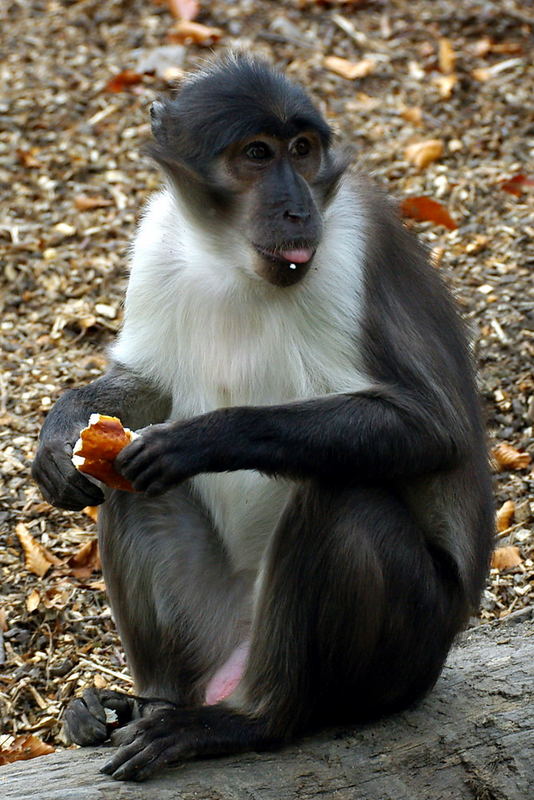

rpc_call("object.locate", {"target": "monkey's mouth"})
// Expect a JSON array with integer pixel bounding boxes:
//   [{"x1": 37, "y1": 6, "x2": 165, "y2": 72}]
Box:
[
  {"x1": 253, "y1": 244, "x2": 316, "y2": 287},
  {"x1": 254, "y1": 245, "x2": 316, "y2": 268}
]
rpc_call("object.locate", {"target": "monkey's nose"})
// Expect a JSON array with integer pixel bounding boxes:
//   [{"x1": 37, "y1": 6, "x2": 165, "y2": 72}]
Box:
[{"x1": 283, "y1": 209, "x2": 311, "y2": 223}]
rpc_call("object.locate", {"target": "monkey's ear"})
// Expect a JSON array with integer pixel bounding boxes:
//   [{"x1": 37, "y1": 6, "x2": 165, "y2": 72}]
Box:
[
  {"x1": 145, "y1": 96, "x2": 233, "y2": 224},
  {"x1": 143, "y1": 140, "x2": 233, "y2": 227},
  {"x1": 314, "y1": 148, "x2": 352, "y2": 203},
  {"x1": 149, "y1": 99, "x2": 171, "y2": 142},
  {"x1": 149, "y1": 100, "x2": 164, "y2": 136}
]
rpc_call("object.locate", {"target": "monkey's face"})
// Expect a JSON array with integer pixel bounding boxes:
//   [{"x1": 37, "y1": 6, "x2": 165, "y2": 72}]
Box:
[
  {"x1": 147, "y1": 57, "x2": 348, "y2": 290},
  {"x1": 219, "y1": 133, "x2": 326, "y2": 288}
]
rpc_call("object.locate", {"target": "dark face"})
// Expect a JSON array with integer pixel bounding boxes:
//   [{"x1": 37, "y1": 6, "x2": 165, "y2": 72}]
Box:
[
  {"x1": 147, "y1": 58, "x2": 348, "y2": 288},
  {"x1": 219, "y1": 131, "x2": 325, "y2": 287}
]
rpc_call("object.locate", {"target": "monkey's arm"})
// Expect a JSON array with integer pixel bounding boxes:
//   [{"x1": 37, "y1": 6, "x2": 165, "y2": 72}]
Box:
[
  {"x1": 32, "y1": 365, "x2": 171, "y2": 510},
  {"x1": 115, "y1": 384, "x2": 469, "y2": 496}
]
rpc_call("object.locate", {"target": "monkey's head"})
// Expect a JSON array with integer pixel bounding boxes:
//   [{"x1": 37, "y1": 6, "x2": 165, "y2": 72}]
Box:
[{"x1": 147, "y1": 55, "x2": 347, "y2": 288}]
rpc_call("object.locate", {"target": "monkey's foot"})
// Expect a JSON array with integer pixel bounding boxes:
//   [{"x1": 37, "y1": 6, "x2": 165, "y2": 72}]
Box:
[
  {"x1": 101, "y1": 705, "x2": 274, "y2": 782},
  {"x1": 63, "y1": 687, "x2": 174, "y2": 747}
]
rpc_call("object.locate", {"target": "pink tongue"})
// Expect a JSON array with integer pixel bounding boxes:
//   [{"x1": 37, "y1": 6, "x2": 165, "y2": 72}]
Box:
[{"x1": 280, "y1": 248, "x2": 314, "y2": 263}]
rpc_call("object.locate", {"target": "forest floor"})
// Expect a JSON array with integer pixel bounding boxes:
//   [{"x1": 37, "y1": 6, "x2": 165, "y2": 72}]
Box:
[{"x1": 0, "y1": 0, "x2": 532, "y2": 753}]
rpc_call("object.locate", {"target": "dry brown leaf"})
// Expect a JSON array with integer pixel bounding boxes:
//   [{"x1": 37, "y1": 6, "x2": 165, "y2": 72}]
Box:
[
  {"x1": 400, "y1": 106, "x2": 423, "y2": 124},
  {"x1": 465, "y1": 234, "x2": 489, "y2": 254},
  {"x1": 83, "y1": 505, "x2": 99, "y2": 522},
  {"x1": 64, "y1": 539, "x2": 101, "y2": 580},
  {"x1": 496, "y1": 500, "x2": 515, "y2": 532},
  {"x1": 74, "y1": 195, "x2": 113, "y2": 211},
  {"x1": 0, "y1": 735, "x2": 55, "y2": 766},
  {"x1": 324, "y1": 56, "x2": 375, "y2": 80},
  {"x1": 491, "y1": 546, "x2": 523, "y2": 571},
  {"x1": 167, "y1": 0, "x2": 199, "y2": 20},
  {"x1": 16, "y1": 148, "x2": 42, "y2": 168},
  {"x1": 42, "y1": 583, "x2": 72, "y2": 610},
  {"x1": 30, "y1": 501, "x2": 54, "y2": 514},
  {"x1": 438, "y1": 38, "x2": 456, "y2": 74},
  {"x1": 168, "y1": 20, "x2": 223, "y2": 45},
  {"x1": 104, "y1": 70, "x2": 144, "y2": 93},
  {"x1": 25, "y1": 589, "x2": 41, "y2": 613},
  {"x1": 492, "y1": 443, "x2": 532, "y2": 471},
  {"x1": 433, "y1": 74, "x2": 457, "y2": 99},
  {"x1": 500, "y1": 174, "x2": 534, "y2": 197},
  {"x1": 16, "y1": 523, "x2": 61, "y2": 578},
  {"x1": 405, "y1": 139, "x2": 444, "y2": 169},
  {"x1": 88, "y1": 579, "x2": 106, "y2": 591},
  {"x1": 400, "y1": 196, "x2": 457, "y2": 230}
]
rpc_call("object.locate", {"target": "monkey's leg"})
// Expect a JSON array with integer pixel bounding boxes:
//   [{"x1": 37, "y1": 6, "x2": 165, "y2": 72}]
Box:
[
  {"x1": 243, "y1": 482, "x2": 466, "y2": 728},
  {"x1": 64, "y1": 484, "x2": 254, "y2": 747},
  {"x1": 100, "y1": 481, "x2": 466, "y2": 781}
]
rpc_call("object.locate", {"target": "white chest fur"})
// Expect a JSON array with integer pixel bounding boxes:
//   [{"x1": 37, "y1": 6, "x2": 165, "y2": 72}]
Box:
[{"x1": 112, "y1": 181, "x2": 370, "y2": 569}]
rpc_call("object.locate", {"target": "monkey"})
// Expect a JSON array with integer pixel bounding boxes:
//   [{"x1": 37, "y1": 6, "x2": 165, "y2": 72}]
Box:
[{"x1": 32, "y1": 55, "x2": 493, "y2": 782}]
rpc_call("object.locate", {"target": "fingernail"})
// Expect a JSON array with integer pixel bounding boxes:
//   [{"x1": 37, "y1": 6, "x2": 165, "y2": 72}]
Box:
[{"x1": 112, "y1": 768, "x2": 126, "y2": 781}]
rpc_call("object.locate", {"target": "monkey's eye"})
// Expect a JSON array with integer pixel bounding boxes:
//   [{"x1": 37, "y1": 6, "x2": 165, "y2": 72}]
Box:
[
  {"x1": 243, "y1": 141, "x2": 273, "y2": 161},
  {"x1": 291, "y1": 137, "x2": 312, "y2": 157}
]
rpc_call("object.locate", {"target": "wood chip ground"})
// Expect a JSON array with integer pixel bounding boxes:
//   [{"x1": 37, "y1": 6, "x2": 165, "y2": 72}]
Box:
[{"x1": 0, "y1": 0, "x2": 532, "y2": 748}]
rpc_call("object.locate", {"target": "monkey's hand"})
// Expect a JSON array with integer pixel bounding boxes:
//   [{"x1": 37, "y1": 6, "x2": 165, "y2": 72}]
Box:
[
  {"x1": 63, "y1": 688, "x2": 173, "y2": 747},
  {"x1": 115, "y1": 420, "x2": 215, "y2": 496},
  {"x1": 32, "y1": 437, "x2": 105, "y2": 511}
]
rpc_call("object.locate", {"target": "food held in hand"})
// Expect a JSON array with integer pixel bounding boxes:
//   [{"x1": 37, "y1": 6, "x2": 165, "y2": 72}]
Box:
[{"x1": 72, "y1": 414, "x2": 138, "y2": 491}]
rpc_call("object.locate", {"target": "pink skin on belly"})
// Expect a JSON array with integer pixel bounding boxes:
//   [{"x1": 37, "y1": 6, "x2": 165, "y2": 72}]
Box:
[{"x1": 204, "y1": 641, "x2": 250, "y2": 706}]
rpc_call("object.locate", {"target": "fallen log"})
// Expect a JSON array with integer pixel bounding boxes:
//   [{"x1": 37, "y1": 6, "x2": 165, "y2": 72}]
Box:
[{"x1": 2, "y1": 609, "x2": 532, "y2": 800}]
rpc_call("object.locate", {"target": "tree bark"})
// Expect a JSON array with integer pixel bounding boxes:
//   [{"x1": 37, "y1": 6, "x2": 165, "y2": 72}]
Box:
[{"x1": 2, "y1": 609, "x2": 533, "y2": 800}]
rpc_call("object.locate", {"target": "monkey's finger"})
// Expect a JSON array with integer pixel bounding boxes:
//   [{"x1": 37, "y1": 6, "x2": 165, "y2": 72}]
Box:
[
  {"x1": 144, "y1": 481, "x2": 173, "y2": 497},
  {"x1": 63, "y1": 698, "x2": 108, "y2": 746},
  {"x1": 119, "y1": 458, "x2": 166, "y2": 490},
  {"x1": 37, "y1": 454, "x2": 104, "y2": 510},
  {"x1": 114, "y1": 437, "x2": 149, "y2": 471},
  {"x1": 81, "y1": 688, "x2": 106, "y2": 724},
  {"x1": 33, "y1": 441, "x2": 105, "y2": 506},
  {"x1": 109, "y1": 719, "x2": 142, "y2": 747},
  {"x1": 125, "y1": 457, "x2": 189, "y2": 493},
  {"x1": 103, "y1": 737, "x2": 180, "y2": 782},
  {"x1": 100, "y1": 733, "x2": 147, "y2": 775},
  {"x1": 130, "y1": 465, "x2": 169, "y2": 492},
  {"x1": 117, "y1": 740, "x2": 182, "y2": 782},
  {"x1": 108, "y1": 707, "x2": 177, "y2": 749},
  {"x1": 134, "y1": 472, "x2": 178, "y2": 495}
]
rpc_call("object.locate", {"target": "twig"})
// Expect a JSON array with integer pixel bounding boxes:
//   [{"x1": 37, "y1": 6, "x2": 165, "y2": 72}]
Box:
[
  {"x1": 332, "y1": 13, "x2": 368, "y2": 46},
  {"x1": 256, "y1": 31, "x2": 314, "y2": 48},
  {"x1": 496, "y1": 521, "x2": 531, "y2": 539},
  {"x1": 78, "y1": 657, "x2": 134, "y2": 684}
]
